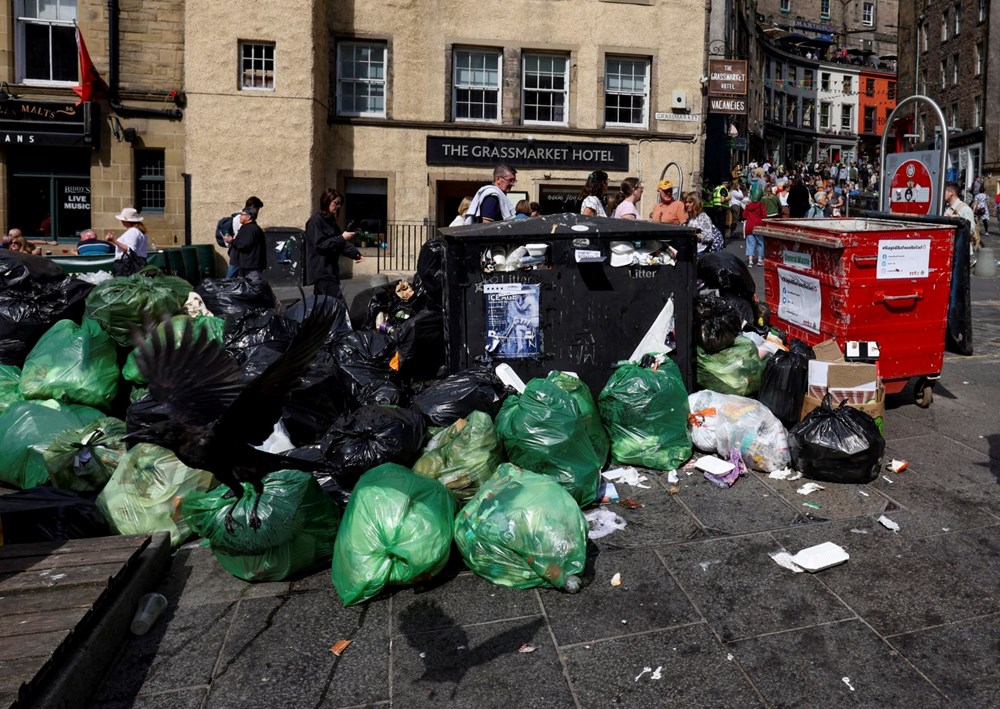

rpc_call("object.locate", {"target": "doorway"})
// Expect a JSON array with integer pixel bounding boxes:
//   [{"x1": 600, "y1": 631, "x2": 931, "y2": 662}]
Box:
[{"x1": 436, "y1": 180, "x2": 481, "y2": 227}]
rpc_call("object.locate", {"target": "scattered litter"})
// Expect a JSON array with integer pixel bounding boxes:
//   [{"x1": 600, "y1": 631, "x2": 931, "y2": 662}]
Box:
[
  {"x1": 789, "y1": 542, "x2": 849, "y2": 572},
  {"x1": 517, "y1": 643, "x2": 536, "y2": 654},
  {"x1": 650, "y1": 666, "x2": 663, "y2": 680},
  {"x1": 842, "y1": 677, "x2": 855, "y2": 692},
  {"x1": 881, "y1": 475, "x2": 895, "y2": 484},
  {"x1": 858, "y1": 490, "x2": 870, "y2": 497},
  {"x1": 329, "y1": 640, "x2": 352, "y2": 656},
  {"x1": 419, "y1": 652, "x2": 426, "y2": 658},
  {"x1": 726, "y1": 653, "x2": 734, "y2": 661},
  {"x1": 850, "y1": 528, "x2": 870, "y2": 534},
  {"x1": 611, "y1": 572, "x2": 622, "y2": 587},
  {"x1": 702, "y1": 449, "x2": 747, "y2": 488},
  {"x1": 769, "y1": 550, "x2": 805, "y2": 573},
  {"x1": 597, "y1": 481, "x2": 620, "y2": 504},
  {"x1": 796, "y1": 482, "x2": 826, "y2": 496},
  {"x1": 887, "y1": 459, "x2": 909, "y2": 473},
  {"x1": 942, "y1": 527, "x2": 951, "y2": 532},
  {"x1": 667, "y1": 470, "x2": 679, "y2": 484},
  {"x1": 621, "y1": 619, "x2": 628, "y2": 625},
  {"x1": 667, "y1": 484, "x2": 681, "y2": 495},
  {"x1": 585, "y1": 508, "x2": 627, "y2": 540},
  {"x1": 802, "y1": 501, "x2": 822, "y2": 509},
  {"x1": 635, "y1": 667, "x2": 652, "y2": 682},
  {"x1": 699, "y1": 560, "x2": 722, "y2": 572},
  {"x1": 694, "y1": 456, "x2": 735, "y2": 476},
  {"x1": 877, "y1": 515, "x2": 900, "y2": 533},
  {"x1": 602, "y1": 467, "x2": 651, "y2": 489},
  {"x1": 457, "y1": 645, "x2": 466, "y2": 650},
  {"x1": 767, "y1": 467, "x2": 802, "y2": 481},
  {"x1": 619, "y1": 498, "x2": 644, "y2": 510}
]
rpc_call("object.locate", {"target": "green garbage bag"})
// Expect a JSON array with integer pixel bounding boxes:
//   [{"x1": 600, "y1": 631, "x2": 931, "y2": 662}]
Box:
[
  {"x1": 182, "y1": 470, "x2": 341, "y2": 582},
  {"x1": 43, "y1": 416, "x2": 127, "y2": 493},
  {"x1": 412, "y1": 411, "x2": 503, "y2": 503},
  {"x1": 598, "y1": 360, "x2": 693, "y2": 471},
  {"x1": 331, "y1": 463, "x2": 455, "y2": 606},
  {"x1": 19, "y1": 319, "x2": 119, "y2": 409},
  {"x1": 546, "y1": 371, "x2": 610, "y2": 465},
  {"x1": 122, "y1": 315, "x2": 226, "y2": 384},
  {"x1": 0, "y1": 400, "x2": 103, "y2": 489},
  {"x1": 84, "y1": 272, "x2": 192, "y2": 347},
  {"x1": 697, "y1": 337, "x2": 766, "y2": 397},
  {"x1": 0, "y1": 365, "x2": 22, "y2": 415},
  {"x1": 495, "y1": 378, "x2": 601, "y2": 507},
  {"x1": 454, "y1": 463, "x2": 587, "y2": 590},
  {"x1": 97, "y1": 443, "x2": 217, "y2": 547}
]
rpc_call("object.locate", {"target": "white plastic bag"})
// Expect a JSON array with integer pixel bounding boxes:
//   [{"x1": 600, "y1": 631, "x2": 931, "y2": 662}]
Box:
[{"x1": 687, "y1": 391, "x2": 790, "y2": 472}]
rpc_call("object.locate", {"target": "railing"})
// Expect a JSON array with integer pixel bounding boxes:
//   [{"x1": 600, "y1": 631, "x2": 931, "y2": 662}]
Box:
[{"x1": 374, "y1": 221, "x2": 436, "y2": 275}]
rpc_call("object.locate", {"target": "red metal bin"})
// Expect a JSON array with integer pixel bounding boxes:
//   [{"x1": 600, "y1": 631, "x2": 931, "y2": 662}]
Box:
[{"x1": 756, "y1": 218, "x2": 955, "y2": 407}]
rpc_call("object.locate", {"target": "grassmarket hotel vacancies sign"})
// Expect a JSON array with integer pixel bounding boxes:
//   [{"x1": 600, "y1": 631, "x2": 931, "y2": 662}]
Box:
[{"x1": 426, "y1": 137, "x2": 629, "y2": 171}]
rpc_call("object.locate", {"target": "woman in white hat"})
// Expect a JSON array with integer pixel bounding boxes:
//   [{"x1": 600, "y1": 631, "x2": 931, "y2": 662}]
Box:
[{"x1": 105, "y1": 207, "x2": 149, "y2": 276}]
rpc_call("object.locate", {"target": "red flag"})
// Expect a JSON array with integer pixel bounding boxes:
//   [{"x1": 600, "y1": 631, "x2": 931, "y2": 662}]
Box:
[{"x1": 72, "y1": 26, "x2": 106, "y2": 105}]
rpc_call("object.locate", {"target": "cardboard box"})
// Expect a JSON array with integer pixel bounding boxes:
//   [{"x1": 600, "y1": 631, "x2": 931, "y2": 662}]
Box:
[{"x1": 800, "y1": 339, "x2": 885, "y2": 431}]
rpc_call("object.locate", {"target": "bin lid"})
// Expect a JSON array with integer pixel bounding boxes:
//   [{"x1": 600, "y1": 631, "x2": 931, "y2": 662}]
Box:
[
  {"x1": 754, "y1": 218, "x2": 956, "y2": 248},
  {"x1": 439, "y1": 213, "x2": 695, "y2": 243}
]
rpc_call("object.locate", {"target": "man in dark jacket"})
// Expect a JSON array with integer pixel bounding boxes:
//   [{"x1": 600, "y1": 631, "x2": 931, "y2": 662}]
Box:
[
  {"x1": 304, "y1": 188, "x2": 363, "y2": 297},
  {"x1": 225, "y1": 206, "x2": 267, "y2": 281},
  {"x1": 787, "y1": 177, "x2": 812, "y2": 219}
]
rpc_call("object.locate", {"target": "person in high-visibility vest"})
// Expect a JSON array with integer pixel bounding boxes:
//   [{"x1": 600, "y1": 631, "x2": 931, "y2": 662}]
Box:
[{"x1": 710, "y1": 182, "x2": 731, "y2": 235}]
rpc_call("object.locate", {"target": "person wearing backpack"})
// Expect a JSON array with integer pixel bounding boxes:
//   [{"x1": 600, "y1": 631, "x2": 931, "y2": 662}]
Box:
[{"x1": 217, "y1": 196, "x2": 263, "y2": 278}]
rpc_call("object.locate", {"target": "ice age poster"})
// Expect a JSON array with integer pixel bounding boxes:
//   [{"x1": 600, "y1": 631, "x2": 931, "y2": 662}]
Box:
[{"x1": 484, "y1": 283, "x2": 541, "y2": 358}]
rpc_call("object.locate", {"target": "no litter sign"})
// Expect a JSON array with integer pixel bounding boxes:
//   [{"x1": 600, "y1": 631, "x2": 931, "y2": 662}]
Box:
[{"x1": 888, "y1": 159, "x2": 932, "y2": 215}]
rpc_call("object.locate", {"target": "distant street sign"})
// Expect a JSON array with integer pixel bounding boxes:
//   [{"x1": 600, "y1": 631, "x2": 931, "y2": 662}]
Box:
[{"x1": 654, "y1": 112, "x2": 700, "y2": 122}]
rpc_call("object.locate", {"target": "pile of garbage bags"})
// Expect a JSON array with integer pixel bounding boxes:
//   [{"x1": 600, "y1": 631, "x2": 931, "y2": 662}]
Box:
[{"x1": 0, "y1": 240, "x2": 887, "y2": 606}]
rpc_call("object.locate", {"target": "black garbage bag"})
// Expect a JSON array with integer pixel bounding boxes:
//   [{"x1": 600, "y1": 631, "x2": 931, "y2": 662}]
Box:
[
  {"x1": 319, "y1": 405, "x2": 427, "y2": 488},
  {"x1": 0, "y1": 250, "x2": 67, "y2": 288},
  {"x1": 414, "y1": 237, "x2": 446, "y2": 308},
  {"x1": 697, "y1": 251, "x2": 756, "y2": 301},
  {"x1": 0, "y1": 487, "x2": 110, "y2": 544},
  {"x1": 196, "y1": 278, "x2": 277, "y2": 318},
  {"x1": 333, "y1": 330, "x2": 403, "y2": 407},
  {"x1": 693, "y1": 293, "x2": 743, "y2": 353},
  {"x1": 223, "y1": 309, "x2": 300, "y2": 378},
  {"x1": 0, "y1": 278, "x2": 94, "y2": 366},
  {"x1": 720, "y1": 294, "x2": 756, "y2": 331},
  {"x1": 758, "y1": 339, "x2": 814, "y2": 428},
  {"x1": 364, "y1": 280, "x2": 429, "y2": 331},
  {"x1": 411, "y1": 369, "x2": 507, "y2": 427},
  {"x1": 281, "y1": 361, "x2": 351, "y2": 446},
  {"x1": 284, "y1": 294, "x2": 353, "y2": 347},
  {"x1": 789, "y1": 394, "x2": 885, "y2": 484},
  {"x1": 392, "y1": 310, "x2": 445, "y2": 380}
]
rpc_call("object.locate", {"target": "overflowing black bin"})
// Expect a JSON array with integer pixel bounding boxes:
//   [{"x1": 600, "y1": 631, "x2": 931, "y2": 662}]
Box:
[{"x1": 439, "y1": 214, "x2": 697, "y2": 396}]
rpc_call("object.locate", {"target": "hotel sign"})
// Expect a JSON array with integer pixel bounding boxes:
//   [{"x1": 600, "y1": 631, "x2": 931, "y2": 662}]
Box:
[
  {"x1": 0, "y1": 99, "x2": 100, "y2": 148},
  {"x1": 707, "y1": 59, "x2": 748, "y2": 97},
  {"x1": 426, "y1": 136, "x2": 629, "y2": 171},
  {"x1": 709, "y1": 97, "x2": 748, "y2": 114}
]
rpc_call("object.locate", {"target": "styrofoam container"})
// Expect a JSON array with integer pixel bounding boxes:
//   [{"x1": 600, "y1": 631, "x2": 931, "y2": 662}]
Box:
[{"x1": 789, "y1": 542, "x2": 849, "y2": 572}]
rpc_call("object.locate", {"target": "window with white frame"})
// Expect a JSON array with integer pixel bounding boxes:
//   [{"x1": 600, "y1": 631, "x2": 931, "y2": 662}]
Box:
[
  {"x1": 452, "y1": 48, "x2": 501, "y2": 122},
  {"x1": 337, "y1": 42, "x2": 386, "y2": 117},
  {"x1": 819, "y1": 102, "x2": 830, "y2": 128},
  {"x1": 842, "y1": 76, "x2": 852, "y2": 94},
  {"x1": 941, "y1": 12, "x2": 948, "y2": 41},
  {"x1": 821, "y1": 72, "x2": 830, "y2": 90},
  {"x1": 240, "y1": 42, "x2": 275, "y2": 90},
  {"x1": 604, "y1": 56, "x2": 649, "y2": 127},
  {"x1": 954, "y1": 5, "x2": 960, "y2": 35},
  {"x1": 802, "y1": 99, "x2": 814, "y2": 128},
  {"x1": 974, "y1": 96, "x2": 982, "y2": 128},
  {"x1": 975, "y1": 42, "x2": 983, "y2": 75},
  {"x1": 522, "y1": 53, "x2": 568, "y2": 125},
  {"x1": 15, "y1": 0, "x2": 77, "y2": 83},
  {"x1": 803, "y1": 69, "x2": 814, "y2": 89},
  {"x1": 950, "y1": 103, "x2": 957, "y2": 127},
  {"x1": 979, "y1": 0, "x2": 987, "y2": 22},
  {"x1": 862, "y1": 3, "x2": 874, "y2": 26},
  {"x1": 780, "y1": 0, "x2": 791, "y2": 12},
  {"x1": 840, "y1": 104, "x2": 853, "y2": 130},
  {"x1": 775, "y1": 94, "x2": 785, "y2": 125},
  {"x1": 820, "y1": 0, "x2": 830, "y2": 18},
  {"x1": 953, "y1": 53, "x2": 959, "y2": 84},
  {"x1": 940, "y1": 60, "x2": 946, "y2": 88}
]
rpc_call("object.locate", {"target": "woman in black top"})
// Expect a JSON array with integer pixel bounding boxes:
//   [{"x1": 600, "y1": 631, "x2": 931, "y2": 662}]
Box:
[{"x1": 304, "y1": 188, "x2": 363, "y2": 297}]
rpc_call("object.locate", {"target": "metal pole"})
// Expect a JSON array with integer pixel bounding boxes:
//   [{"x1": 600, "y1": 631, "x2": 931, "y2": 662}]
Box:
[{"x1": 880, "y1": 95, "x2": 948, "y2": 215}]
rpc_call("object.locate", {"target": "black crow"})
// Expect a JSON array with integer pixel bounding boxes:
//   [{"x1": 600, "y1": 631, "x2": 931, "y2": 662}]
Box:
[{"x1": 125, "y1": 299, "x2": 335, "y2": 533}]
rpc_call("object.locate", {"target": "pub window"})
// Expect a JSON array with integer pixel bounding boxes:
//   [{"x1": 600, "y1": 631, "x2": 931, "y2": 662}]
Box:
[
  {"x1": 135, "y1": 150, "x2": 166, "y2": 214},
  {"x1": 240, "y1": 41, "x2": 275, "y2": 91},
  {"x1": 337, "y1": 41, "x2": 386, "y2": 117},
  {"x1": 15, "y1": 0, "x2": 78, "y2": 84},
  {"x1": 522, "y1": 53, "x2": 569, "y2": 126},
  {"x1": 604, "y1": 55, "x2": 650, "y2": 127},
  {"x1": 453, "y1": 48, "x2": 502, "y2": 122}
]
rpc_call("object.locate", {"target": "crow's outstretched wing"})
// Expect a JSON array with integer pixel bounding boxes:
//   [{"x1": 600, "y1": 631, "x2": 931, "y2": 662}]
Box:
[
  {"x1": 216, "y1": 298, "x2": 335, "y2": 445},
  {"x1": 134, "y1": 316, "x2": 244, "y2": 423}
]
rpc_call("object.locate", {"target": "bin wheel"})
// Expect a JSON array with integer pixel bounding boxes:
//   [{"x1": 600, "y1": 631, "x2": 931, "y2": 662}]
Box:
[{"x1": 914, "y1": 378, "x2": 934, "y2": 408}]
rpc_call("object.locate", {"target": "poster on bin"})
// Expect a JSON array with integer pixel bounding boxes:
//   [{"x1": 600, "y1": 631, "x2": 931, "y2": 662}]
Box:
[
  {"x1": 876, "y1": 239, "x2": 930, "y2": 279},
  {"x1": 484, "y1": 283, "x2": 541, "y2": 358},
  {"x1": 777, "y1": 268, "x2": 821, "y2": 333}
]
